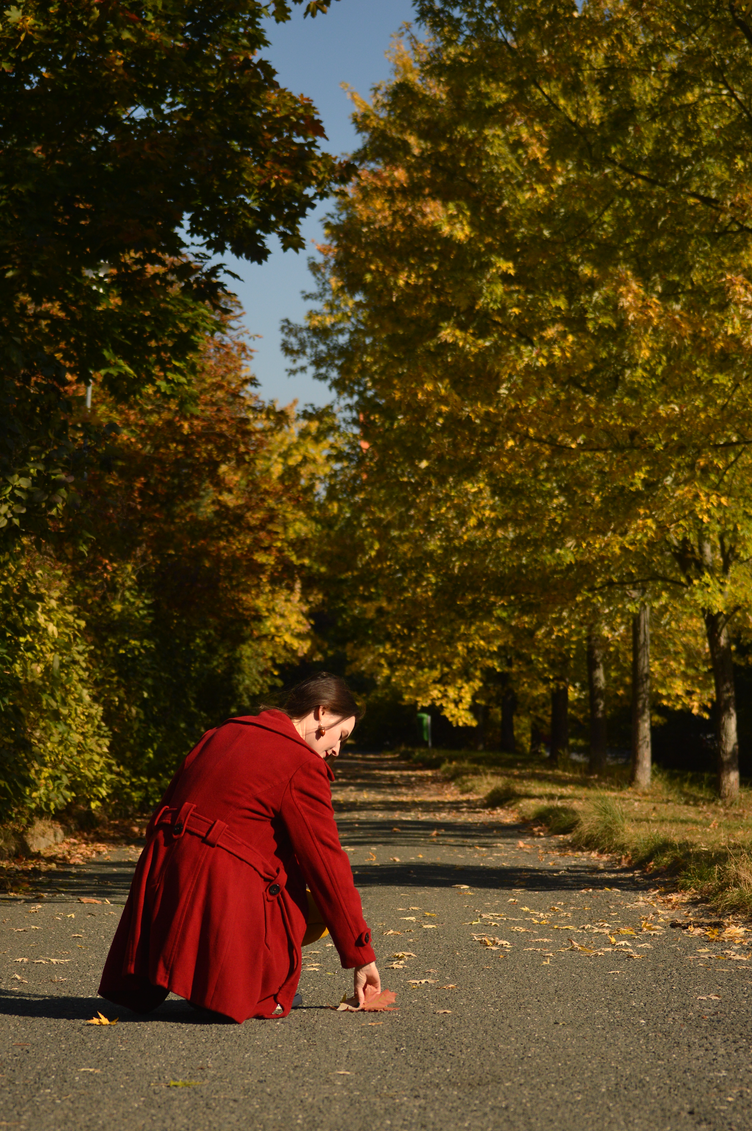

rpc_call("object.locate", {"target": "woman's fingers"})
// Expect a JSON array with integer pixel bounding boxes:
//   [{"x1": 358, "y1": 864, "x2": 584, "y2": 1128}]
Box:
[{"x1": 353, "y1": 961, "x2": 380, "y2": 1005}]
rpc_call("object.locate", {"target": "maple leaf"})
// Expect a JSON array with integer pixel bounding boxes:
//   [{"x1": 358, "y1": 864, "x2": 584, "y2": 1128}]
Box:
[
  {"x1": 336, "y1": 986, "x2": 398, "y2": 1012},
  {"x1": 85, "y1": 1012, "x2": 118, "y2": 1025}
]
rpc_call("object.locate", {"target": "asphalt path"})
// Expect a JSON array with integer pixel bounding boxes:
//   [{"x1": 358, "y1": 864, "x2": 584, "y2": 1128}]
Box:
[{"x1": 1, "y1": 753, "x2": 752, "y2": 1131}]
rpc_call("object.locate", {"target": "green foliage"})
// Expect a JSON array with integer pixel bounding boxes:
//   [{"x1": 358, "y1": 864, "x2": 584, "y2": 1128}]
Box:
[
  {"x1": 0, "y1": 551, "x2": 114, "y2": 820},
  {"x1": 0, "y1": 0, "x2": 346, "y2": 538}
]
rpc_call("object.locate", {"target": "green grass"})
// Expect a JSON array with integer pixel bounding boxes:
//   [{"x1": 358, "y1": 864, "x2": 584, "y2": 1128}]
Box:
[{"x1": 401, "y1": 746, "x2": 752, "y2": 918}]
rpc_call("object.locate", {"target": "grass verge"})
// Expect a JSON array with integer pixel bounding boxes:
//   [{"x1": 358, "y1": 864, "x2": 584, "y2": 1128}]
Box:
[{"x1": 401, "y1": 746, "x2": 752, "y2": 917}]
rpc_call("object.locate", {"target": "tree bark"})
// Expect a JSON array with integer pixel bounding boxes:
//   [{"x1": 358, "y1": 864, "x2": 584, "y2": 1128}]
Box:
[
  {"x1": 630, "y1": 604, "x2": 651, "y2": 790},
  {"x1": 500, "y1": 690, "x2": 516, "y2": 753},
  {"x1": 704, "y1": 610, "x2": 740, "y2": 803},
  {"x1": 587, "y1": 627, "x2": 607, "y2": 775},
  {"x1": 549, "y1": 684, "x2": 569, "y2": 764}
]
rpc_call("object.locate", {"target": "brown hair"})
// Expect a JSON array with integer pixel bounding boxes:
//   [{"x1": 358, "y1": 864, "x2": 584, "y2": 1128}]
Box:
[{"x1": 269, "y1": 672, "x2": 364, "y2": 724}]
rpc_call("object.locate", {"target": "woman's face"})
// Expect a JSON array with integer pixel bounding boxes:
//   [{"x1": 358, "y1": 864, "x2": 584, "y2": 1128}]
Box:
[{"x1": 299, "y1": 707, "x2": 356, "y2": 760}]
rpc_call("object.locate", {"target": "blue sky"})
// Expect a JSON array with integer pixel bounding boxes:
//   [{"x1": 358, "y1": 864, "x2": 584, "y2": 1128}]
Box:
[{"x1": 223, "y1": 0, "x2": 417, "y2": 407}]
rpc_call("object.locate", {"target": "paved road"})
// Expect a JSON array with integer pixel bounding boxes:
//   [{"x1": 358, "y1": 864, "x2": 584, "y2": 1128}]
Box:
[{"x1": 1, "y1": 753, "x2": 751, "y2": 1131}]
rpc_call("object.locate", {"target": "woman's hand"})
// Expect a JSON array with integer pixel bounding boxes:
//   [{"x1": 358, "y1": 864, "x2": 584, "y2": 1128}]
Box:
[{"x1": 353, "y1": 961, "x2": 381, "y2": 1006}]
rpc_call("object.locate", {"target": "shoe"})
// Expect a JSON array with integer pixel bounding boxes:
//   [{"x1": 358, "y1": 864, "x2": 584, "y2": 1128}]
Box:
[{"x1": 291, "y1": 992, "x2": 303, "y2": 1009}]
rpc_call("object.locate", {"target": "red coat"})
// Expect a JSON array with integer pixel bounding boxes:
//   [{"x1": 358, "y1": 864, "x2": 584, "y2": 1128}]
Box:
[{"x1": 99, "y1": 710, "x2": 376, "y2": 1022}]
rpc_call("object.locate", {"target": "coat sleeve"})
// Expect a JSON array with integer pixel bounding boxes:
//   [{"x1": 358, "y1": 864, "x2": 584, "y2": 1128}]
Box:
[{"x1": 280, "y1": 759, "x2": 376, "y2": 969}]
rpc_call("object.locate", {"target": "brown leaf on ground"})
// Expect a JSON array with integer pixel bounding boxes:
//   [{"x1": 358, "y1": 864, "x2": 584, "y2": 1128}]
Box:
[
  {"x1": 78, "y1": 898, "x2": 101, "y2": 905},
  {"x1": 336, "y1": 987, "x2": 398, "y2": 1012}
]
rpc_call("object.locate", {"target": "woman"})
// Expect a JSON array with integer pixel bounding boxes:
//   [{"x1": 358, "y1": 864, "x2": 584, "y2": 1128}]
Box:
[{"x1": 99, "y1": 673, "x2": 380, "y2": 1021}]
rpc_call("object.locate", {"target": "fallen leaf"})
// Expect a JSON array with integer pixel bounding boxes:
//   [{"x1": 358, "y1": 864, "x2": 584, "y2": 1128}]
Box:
[
  {"x1": 85, "y1": 1012, "x2": 118, "y2": 1025},
  {"x1": 335, "y1": 986, "x2": 398, "y2": 1012},
  {"x1": 390, "y1": 857, "x2": 400, "y2": 862},
  {"x1": 567, "y1": 939, "x2": 600, "y2": 955},
  {"x1": 440, "y1": 984, "x2": 457, "y2": 989},
  {"x1": 473, "y1": 935, "x2": 511, "y2": 948},
  {"x1": 391, "y1": 952, "x2": 416, "y2": 959},
  {"x1": 368, "y1": 1022, "x2": 384, "y2": 1026},
  {"x1": 400, "y1": 917, "x2": 416, "y2": 921},
  {"x1": 423, "y1": 925, "x2": 438, "y2": 929},
  {"x1": 78, "y1": 898, "x2": 101, "y2": 905},
  {"x1": 333, "y1": 1071, "x2": 351, "y2": 1075},
  {"x1": 407, "y1": 979, "x2": 436, "y2": 985},
  {"x1": 435, "y1": 1010, "x2": 452, "y2": 1014},
  {"x1": 385, "y1": 962, "x2": 405, "y2": 969},
  {"x1": 168, "y1": 1080, "x2": 201, "y2": 1087},
  {"x1": 10, "y1": 974, "x2": 28, "y2": 983},
  {"x1": 383, "y1": 930, "x2": 403, "y2": 936}
]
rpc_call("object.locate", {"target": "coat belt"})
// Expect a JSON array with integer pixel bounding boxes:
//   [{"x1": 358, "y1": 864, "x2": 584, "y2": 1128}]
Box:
[{"x1": 154, "y1": 803, "x2": 283, "y2": 888}]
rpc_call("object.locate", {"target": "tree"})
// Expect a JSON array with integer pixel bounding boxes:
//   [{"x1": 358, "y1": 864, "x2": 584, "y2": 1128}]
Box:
[
  {"x1": 0, "y1": 0, "x2": 345, "y2": 537},
  {"x1": 288, "y1": 3, "x2": 752, "y2": 795},
  {"x1": 631, "y1": 603, "x2": 652, "y2": 789},
  {"x1": 68, "y1": 318, "x2": 332, "y2": 801}
]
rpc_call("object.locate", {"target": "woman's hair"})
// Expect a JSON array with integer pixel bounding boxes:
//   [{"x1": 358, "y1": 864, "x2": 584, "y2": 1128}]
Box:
[{"x1": 270, "y1": 672, "x2": 364, "y2": 724}]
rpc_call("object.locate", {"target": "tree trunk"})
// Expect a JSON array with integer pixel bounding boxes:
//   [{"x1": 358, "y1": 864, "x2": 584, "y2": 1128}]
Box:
[
  {"x1": 631, "y1": 604, "x2": 651, "y2": 790},
  {"x1": 500, "y1": 690, "x2": 516, "y2": 753},
  {"x1": 704, "y1": 610, "x2": 740, "y2": 803},
  {"x1": 587, "y1": 627, "x2": 607, "y2": 775},
  {"x1": 530, "y1": 720, "x2": 544, "y2": 757},
  {"x1": 474, "y1": 703, "x2": 486, "y2": 751},
  {"x1": 549, "y1": 684, "x2": 569, "y2": 764}
]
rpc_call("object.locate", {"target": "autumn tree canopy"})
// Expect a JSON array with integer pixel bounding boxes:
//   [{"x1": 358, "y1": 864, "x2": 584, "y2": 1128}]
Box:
[{"x1": 287, "y1": 0, "x2": 752, "y2": 798}]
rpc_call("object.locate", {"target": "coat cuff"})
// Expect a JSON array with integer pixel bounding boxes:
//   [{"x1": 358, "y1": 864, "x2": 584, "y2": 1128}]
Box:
[{"x1": 336, "y1": 927, "x2": 376, "y2": 969}]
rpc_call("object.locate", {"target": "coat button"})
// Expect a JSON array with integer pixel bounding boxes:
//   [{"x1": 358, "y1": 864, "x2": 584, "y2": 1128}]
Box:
[
  {"x1": 174, "y1": 822, "x2": 183, "y2": 835},
  {"x1": 269, "y1": 883, "x2": 281, "y2": 896},
  {"x1": 364, "y1": 932, "x2": 370, "y2": 944}
]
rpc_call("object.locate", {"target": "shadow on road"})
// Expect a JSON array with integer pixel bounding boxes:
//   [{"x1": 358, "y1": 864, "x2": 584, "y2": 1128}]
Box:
[
  {"x1": 0, "y1": 991, "x2": 239, "y2": 1024},
  {"x1": 350, "y1": 859, "x2": 650, "y2": 893}
]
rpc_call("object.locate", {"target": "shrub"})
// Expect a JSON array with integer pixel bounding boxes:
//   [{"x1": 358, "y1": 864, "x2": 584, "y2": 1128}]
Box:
[{"x1": 0, "y1": 551, "x2": 115, "y2": 821}]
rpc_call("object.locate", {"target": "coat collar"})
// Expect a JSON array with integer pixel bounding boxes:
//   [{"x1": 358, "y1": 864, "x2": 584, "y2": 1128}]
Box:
[{"x1": 229, "y1": 709, "x2": 336, "y2": 780}]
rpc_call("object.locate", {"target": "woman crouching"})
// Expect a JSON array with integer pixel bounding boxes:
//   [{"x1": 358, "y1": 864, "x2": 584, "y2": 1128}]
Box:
[{"x1": 99, "y1": 673, "x2": 379, "y2": 1021}]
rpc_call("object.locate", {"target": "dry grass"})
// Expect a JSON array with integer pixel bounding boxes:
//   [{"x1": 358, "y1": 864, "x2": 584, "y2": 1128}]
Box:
[{"x1": 403, "y1": 747, "x2": 752, "y2": 917}]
